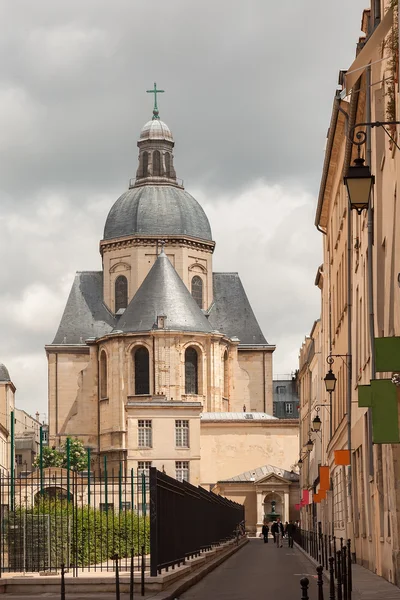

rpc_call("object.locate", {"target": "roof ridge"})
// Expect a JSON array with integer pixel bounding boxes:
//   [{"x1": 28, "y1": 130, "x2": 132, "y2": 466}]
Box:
[{"x1": 117, "y1": 252, "x2": 213, "y2": 334}]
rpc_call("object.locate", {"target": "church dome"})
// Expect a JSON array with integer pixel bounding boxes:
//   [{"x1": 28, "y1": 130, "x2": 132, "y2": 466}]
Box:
[
  {"x1": 103, "y1": 185, "x2": 212, "y2": 241},
  {"x1": 0, "y1": 363, "x2": 10, "y2": 382},
  {"x1": 140, "y1": 119, "x2": 173, "y2": 142}
]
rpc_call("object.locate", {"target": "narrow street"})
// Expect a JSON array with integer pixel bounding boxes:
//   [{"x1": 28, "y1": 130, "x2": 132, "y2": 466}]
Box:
[{"x1": 180, "y1": 538, "x2": 319, "y2": 600}]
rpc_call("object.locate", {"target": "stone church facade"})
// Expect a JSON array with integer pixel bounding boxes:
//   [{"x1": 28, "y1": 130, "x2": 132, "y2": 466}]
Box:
[{"x1": 46, "y1": 104, "x2": 299, "y2": 525}]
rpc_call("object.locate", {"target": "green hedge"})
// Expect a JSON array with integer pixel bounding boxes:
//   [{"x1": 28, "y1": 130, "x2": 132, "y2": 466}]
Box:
[{"x1": 7, "y1": 499, "x2": 150, "y2": 569}]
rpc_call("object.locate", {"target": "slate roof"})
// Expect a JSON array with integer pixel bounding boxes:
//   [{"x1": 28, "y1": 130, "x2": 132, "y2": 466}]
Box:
[
  {"x1": 0, "y1": 363, "x2": 10, "y2": 382},
  {"x1": 52, "y1": 272, "x2": 115, "y2": 345},
  {"x1": 219, "y1": 464, "x2": 299, "y2": 483},
  {"x1": 208, "y1": 273, "x2": 268, "y2": 345},
  {"x1": 118, "y1": 250, "x2": 213, "y2": 334},
  {"x1": 103, "y1": 185, "x2": 212, "y2": 241}
]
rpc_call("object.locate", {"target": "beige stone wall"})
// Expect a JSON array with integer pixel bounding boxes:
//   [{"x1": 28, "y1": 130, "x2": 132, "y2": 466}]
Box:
[
  {"x1": 236, "y1": 349, "x2": 273, "y2": 414},
  {"x1": 101, "y1": 239, "x2": 214, "y2": 312},
  {"x1": 200, "y1": 421, "x2": 299, "y2": 486},
  {"x1": 47, "y1": 347, "x2": 98, "y2": 448},
  {"x1": 126, "y1": 404, "x2": 201, "y2": 485}
]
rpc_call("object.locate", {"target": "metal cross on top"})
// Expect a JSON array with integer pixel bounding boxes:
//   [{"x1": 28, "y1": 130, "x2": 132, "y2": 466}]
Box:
[{"x1": 147, "y1": 82, "x2": 165, "y2": 119}]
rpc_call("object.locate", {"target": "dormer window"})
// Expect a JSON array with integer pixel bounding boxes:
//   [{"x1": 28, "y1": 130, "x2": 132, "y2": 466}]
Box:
[{"x1": 115, "y1": 275, "x2": 128, "y2": 312}]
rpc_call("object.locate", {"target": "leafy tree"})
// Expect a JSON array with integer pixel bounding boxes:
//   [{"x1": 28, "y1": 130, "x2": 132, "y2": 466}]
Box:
[
  {"x1": 33, "y1": 445, "x2": 63, "y2": 469},
  {"x1": 33, "y1": 437, "x2": 87, "y2": 472},
  {"x1": 61, "y1": 437, "x2": 87, "y2": 472}
]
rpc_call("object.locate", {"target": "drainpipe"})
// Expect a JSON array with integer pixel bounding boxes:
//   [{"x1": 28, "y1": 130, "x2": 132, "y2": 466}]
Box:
[{"x1": 366, "y1": 64, "x2": 375, "y2": 477}]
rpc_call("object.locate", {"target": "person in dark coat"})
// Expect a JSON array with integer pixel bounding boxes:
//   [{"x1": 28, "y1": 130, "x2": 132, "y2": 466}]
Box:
[
  {"x1": 287, "y1": 520, "x2": 296, "y2": 548},
  {"x1": 275, "y1": 519, "x2": 284, "y2": 547},
  {"x1": 261, "y1": 523, "x2": 269, "y2": 543},
  {"x1": 271, "y1": 520, "x2": 278, "y2": 544}
]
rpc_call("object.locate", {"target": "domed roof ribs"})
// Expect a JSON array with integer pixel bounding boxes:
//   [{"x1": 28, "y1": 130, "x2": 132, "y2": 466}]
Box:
[{"x1": 117, "y1": 249, "x2": 213, "y2": 334}]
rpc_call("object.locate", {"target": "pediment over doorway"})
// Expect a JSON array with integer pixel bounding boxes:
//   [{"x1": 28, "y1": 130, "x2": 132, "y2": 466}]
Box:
[{"x1": 256, "y1": 472, "x2": 289, "y2": 486}]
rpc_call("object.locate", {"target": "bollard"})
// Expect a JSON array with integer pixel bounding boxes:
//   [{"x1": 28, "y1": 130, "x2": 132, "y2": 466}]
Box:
[
  {"x1": 114, "y1": 553, "x2": 120, "y2": 600},
  {"x1": 141, "y1": 544, "x2": 145, "y2": 597},
  {"x1": 61, "y1": 563, "x2": 65, "y2": 600},
  {"x1": 333, "y1": 536, "x2": 337, "y2": 578},
  {"x1": 342, "y1": 547, "x2": 347, "y2": 600},
  {"x1": 130, "y1": 548, "x2": 134, "y2": 600},
  {"x1": 336, "y1": 550, "x2": 342, "y2": 600},
  {"x1": 300, "y1": 577, "x2": 309, "y2": 600},
  {"x1": 316, "y1": 565, "x2": 324, "y2": 600},
  {"x1": 329, "y1": 556, "x2": 335, "y2": 600},
  {"x1": 325, "y1": 535, "x2": 328, "y2": 571},
  {"x1": 328, "y1": 535, "x2": 332, "y2": 560},
  {"x1": 347, "y1": 539, "x2": 352, "y2": 599}
]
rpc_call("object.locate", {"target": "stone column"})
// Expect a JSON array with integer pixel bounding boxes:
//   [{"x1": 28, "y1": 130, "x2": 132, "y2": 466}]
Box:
[
  {"x1": 256, "y1": 491, "x2": 264, "y2": 534},
  {"x1": 284, "y1": 490, "x2": 290, "y2": 523}
]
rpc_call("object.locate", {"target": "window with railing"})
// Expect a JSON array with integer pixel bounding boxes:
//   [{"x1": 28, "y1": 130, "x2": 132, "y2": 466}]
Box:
[
  {"x1": 138, "y1": 420, "x2": 152, "y2": 448},
  {"x1": 175, "y1": 420, "x2": 189, "y2": 447}
]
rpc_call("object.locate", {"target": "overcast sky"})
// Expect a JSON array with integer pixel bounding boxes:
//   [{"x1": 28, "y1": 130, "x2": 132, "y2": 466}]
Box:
[{"x1": 0, "y1": 0, "x2": 367, "y2": 418}]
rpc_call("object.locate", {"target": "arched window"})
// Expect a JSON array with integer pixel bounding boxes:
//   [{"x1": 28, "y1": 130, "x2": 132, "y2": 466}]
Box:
[
  {"x1": 185, "y1": 347, "x2": 198, "y2": 395},
  {"x1": 223, "y1": 351, "x2": 229, "y2": 398},
  {"x1": 153, "y1": 150, "x2": 161, "y2": 176},
  {"x1": 165, "y1": 152, "x2": 171, "y2": 177},
  {"x1": 142, "y1": 151, "x2": 149, "y2": 177},
  {"x1": 115, "y1": 275, "x2": 128, "y2": 312},
  {"x1": 134, "y1": 347, "x2": 150, "y2": 395},
  {"x1": 191, "y1": 276, "x2": 203, "y2": 308},
  {"x1": 100, "y1": 351, "x2": 108, "y2": 399}
]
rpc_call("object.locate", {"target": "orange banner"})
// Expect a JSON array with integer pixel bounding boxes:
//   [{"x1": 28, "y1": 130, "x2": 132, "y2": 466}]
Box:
[
  {"x1": 313, "y1": 493, "x2": 320, "y2": 503},
  {"x1": 319, "y1": 466, "x2": 330, "y2": 490},
  {"x1": 334, "y1": 450, "x2": 351, "y2": 466}
]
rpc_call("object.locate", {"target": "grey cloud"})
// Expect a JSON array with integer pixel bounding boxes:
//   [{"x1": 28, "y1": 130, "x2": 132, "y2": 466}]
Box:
[{"x1": 0, "y1": 0, "x2": 366, "y2": 413}]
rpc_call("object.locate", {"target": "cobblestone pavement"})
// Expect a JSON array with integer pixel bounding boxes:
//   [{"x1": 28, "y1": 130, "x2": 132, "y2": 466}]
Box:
[{"x1": 180, "y1": 537, "x2": 319, "y2": 600}]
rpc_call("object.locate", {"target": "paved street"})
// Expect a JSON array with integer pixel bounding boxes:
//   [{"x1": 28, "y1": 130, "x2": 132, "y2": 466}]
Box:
[{"x1": 180, "y1": 538, "x2": 319, "y2": 600}]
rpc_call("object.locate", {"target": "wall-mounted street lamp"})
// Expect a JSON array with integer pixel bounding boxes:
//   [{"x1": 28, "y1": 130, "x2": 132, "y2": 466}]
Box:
[
  {"x1": 324, "y1": 354, "x2": 351, "y2": 440},
  {"x1": 311, "y1": 413, "x2": 322, "y2": 432},
  {"x1": 344, "y1": 156, "x2": 374, "y2": 214},
  {"x1": 324, "y1": 369, "x2": 337, "y2": 393},
  {"x1": 306, "y1": 438, "x2": 314, "y2": 452}
]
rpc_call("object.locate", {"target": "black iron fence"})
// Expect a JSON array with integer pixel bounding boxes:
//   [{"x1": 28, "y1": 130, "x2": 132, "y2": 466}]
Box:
[
  {"x1": 149, "y1": 467, "x2": 245, "y2": 576},
  {"x1": 295, "y1": 530, "x2": 352, "y2": 600},
  {"x1": 0, "y1": 468, "x2": 150, "y2": 574},
  {"x1": 0, "y1": 466, "x2": 245, "y2": 589}
]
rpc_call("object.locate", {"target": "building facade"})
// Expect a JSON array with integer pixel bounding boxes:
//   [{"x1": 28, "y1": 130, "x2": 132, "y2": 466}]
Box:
[
  {"x1": 46, "y1": 100, "x2": 300, "y2": 499},
  {"x1": 298, "y1": 0, "x2": 400, "y2": 585},
  {"x1": 273, "y1": 375, "x2": 300, "y2": 419}
]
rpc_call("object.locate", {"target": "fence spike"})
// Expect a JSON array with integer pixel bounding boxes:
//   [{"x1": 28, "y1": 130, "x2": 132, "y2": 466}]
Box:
[{"x1": 61, "y1": 562, "x2": 65, "y2": 600}]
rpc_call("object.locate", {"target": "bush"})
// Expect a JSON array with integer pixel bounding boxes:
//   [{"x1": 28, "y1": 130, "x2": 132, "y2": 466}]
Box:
[{"x1": 7, "y1": 499, "x2": 150, "y2": 569}]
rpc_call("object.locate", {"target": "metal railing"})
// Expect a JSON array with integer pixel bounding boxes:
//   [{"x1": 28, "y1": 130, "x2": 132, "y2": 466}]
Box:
[
  {"x1": 296, "y1": 529, "x2": 352, "y2": 600},
  {"x1": 149, "y1": 467, "x2": 244, "y2": 576},
  {"x1": 0, "y1": 468, "x2": 150, "y2": 575}
]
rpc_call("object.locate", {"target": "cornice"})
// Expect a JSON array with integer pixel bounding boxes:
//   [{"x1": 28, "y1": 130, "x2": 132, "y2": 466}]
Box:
[
  {"x1": 100, "y1": 234, "x2": 215, "y2": 256},
  {"x1": 45, "y1": 345, "x2": 90, "y2": 355}
]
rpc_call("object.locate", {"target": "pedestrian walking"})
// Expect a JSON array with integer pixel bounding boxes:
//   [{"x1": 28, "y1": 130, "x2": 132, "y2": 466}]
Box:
[
  {"x1": 262, "y1": 523, "x2": 269, "y2": 543},
  {"x1": 271, "y1": 520, "x2": 278, "y2": 544},
  {"x1": 287, "y1": 520, "x2": 295, "y2": 548},
  {"x1": 275, "y1": 518, "x2": 284, "y2": 548}
]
